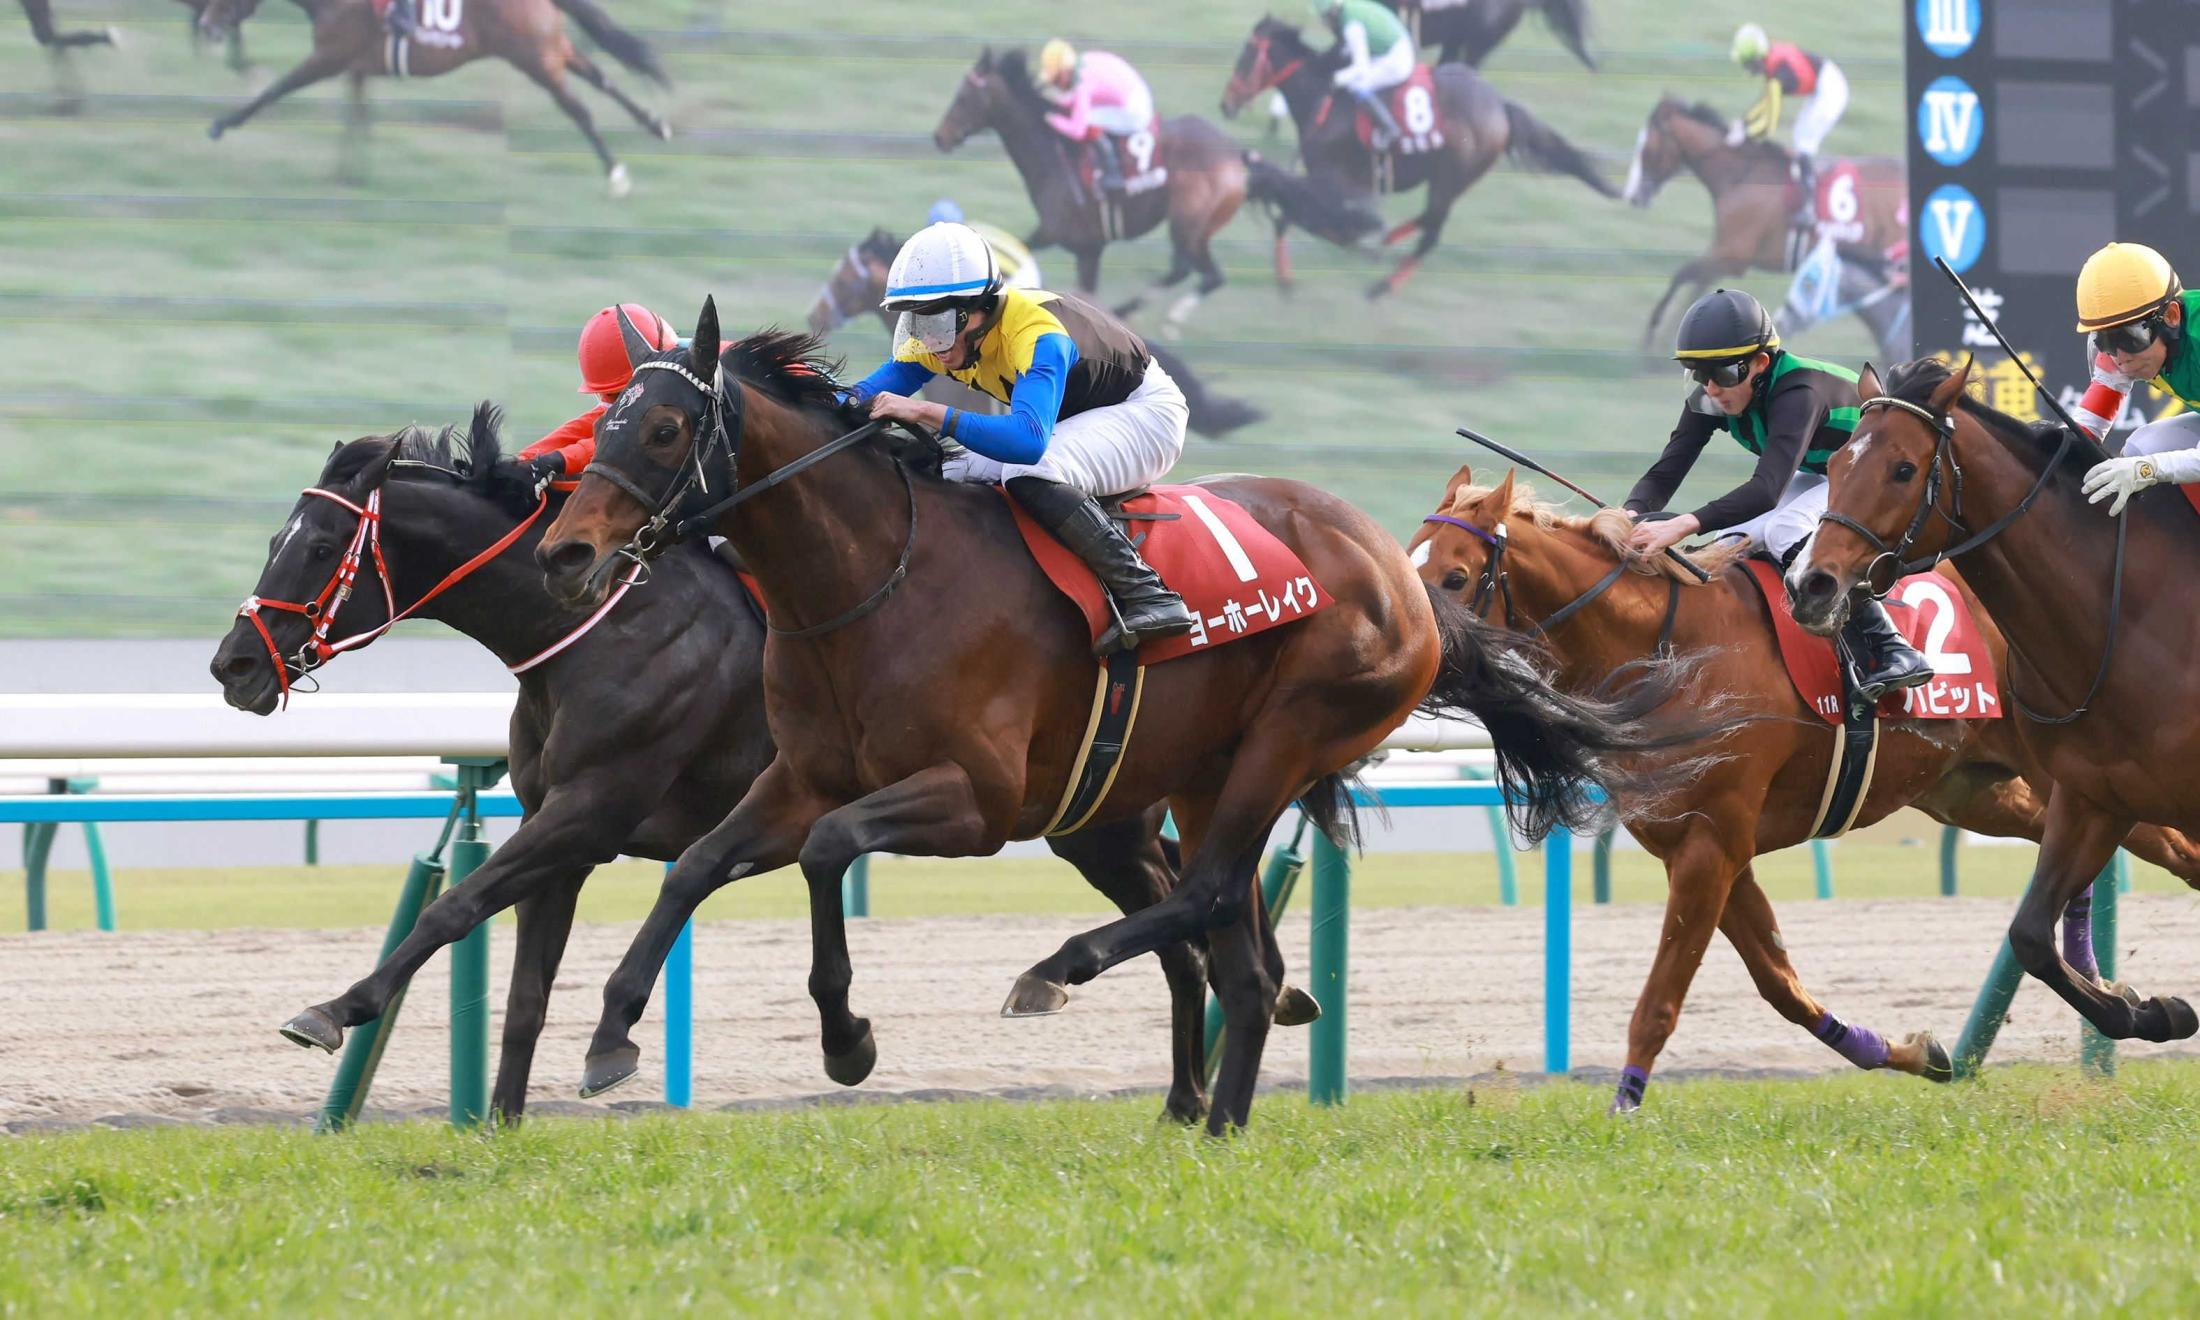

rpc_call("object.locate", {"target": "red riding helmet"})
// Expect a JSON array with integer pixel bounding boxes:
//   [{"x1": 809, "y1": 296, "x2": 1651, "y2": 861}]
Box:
[{"x1": 576, "y1": 303, "x2": 677, "y2": 397}]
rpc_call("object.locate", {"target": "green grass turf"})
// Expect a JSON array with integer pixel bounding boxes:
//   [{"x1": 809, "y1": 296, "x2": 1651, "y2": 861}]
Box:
[
  {"x1": 8, "y1": 833, "x2": 2180, "y2": 933},
  {"x1": 2, "y1": 0, "x2": 1905, "y2": 635},
  {"x1": 4, "y1": 1063, "x2": 2197, "y2": 1315}
]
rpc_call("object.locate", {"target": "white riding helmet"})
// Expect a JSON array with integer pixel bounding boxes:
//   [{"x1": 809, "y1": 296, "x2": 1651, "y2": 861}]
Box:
[
  {"x1": 1731, "y1": 22, "x2": 1769, "y2": 66},
  {"x1": 880, "y1": 221, "x2": 1002, "y2": 358}
]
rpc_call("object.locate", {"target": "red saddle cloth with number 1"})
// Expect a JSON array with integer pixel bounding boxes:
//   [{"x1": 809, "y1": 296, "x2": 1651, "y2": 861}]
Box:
[
  {"x1": 1740, "y1": 559, "x2": 1999, "y2": 724},
  {"x1": 1007, "y1": 485, "x2": 1332, "y2": 663}
]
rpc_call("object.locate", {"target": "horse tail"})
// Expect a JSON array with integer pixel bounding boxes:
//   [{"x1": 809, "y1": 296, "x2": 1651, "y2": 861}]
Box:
[
  {"x1": 1298, "y1": 769, "x2": 1365, "y2": 853},
  {"x1": 1418, "y1": 583, "x2": 1740, "y2": 842},
  {"x1": 1242, "y1": 150, "x2": 1379, "y2": 245},
  {"x1": 1502, "y1": 100, "x2": 1617, "y2": 198},
  {"x1": 1147, "y1": 343, "x2": 1263, "y2": 439},
  {"x1": 1537, "y1": 0, "x2": 1596, "y2": 70},
  {"x1": 549, "y1": 0, "x2": 668, "y2": 85}
]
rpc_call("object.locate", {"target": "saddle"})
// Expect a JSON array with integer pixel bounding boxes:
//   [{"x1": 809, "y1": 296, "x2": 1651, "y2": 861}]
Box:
[{"x1": 1739, "y1": 558, "x2": 1998, "y2": 837}]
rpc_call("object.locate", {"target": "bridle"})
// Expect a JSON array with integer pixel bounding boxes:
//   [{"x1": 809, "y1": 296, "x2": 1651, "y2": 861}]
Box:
[
  {"x1": 1816, "y1": 391, "x2": 2124, "y2": 724},
  {"x1": 1421, "y1": 510, "x2": 1679, "y2": 650},
  {"x1": 235, "y1": 461, "x2": 555, "y2": 707},
  {"x1": 1231, "y1": 33, "x2": 1306, "y2": 111},
  {"x1": 591, "y1": 354, "x2": 918, "y2": 640}
]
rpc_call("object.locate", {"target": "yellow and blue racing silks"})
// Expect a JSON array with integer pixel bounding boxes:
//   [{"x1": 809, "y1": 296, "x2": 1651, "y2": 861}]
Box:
[{"x1": 849, "y1": 288, "x2": 1149, "y2": 464}]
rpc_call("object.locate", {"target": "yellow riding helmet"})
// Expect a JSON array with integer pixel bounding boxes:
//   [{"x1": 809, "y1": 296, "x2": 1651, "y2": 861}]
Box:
[
  {"x1": 1039, "y1": 38, "x2": 1078, "y2": 87},
  {"x1": 1731, "y1": 22, "x2": 1769, "y2": 66},
  {"x1": 2075, "y1": 242, "x2": 2182, "y2": 331}
]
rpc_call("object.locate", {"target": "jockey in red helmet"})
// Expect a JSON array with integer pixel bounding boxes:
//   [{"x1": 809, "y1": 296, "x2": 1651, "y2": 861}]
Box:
[{"x1": 517, "y1": 303, "x2": 679, "y2": 489}]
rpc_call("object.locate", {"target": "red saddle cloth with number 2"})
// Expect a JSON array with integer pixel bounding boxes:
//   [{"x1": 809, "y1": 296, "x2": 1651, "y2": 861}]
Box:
[
  {"x1": 1008, "y1": 485, "x2": 1332, "y2": 664},
  {"x1": 1740, "y1": 559, "x2": 1999, "y2": 724}
]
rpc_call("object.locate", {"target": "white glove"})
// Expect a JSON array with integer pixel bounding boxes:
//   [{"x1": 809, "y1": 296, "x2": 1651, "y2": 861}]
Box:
[
  {"x1": 2082, "y1": 448, "x2": 2200, "y2": 516},
  {"x1": 1725, "y1": 119, "x2": 1748, "y2": 146}
]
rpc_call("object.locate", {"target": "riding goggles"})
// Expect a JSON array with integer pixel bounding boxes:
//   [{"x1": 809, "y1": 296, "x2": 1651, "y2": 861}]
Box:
[
  {"x1": 2095, "y1": 315, "x2": 2170, "y2": 358},
  {"x1": 1685, "y1": 357, "x2": 1755, "y2": 388}
]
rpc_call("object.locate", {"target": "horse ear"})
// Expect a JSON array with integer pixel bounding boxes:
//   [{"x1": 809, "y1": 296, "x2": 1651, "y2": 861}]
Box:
[
  {"x1": 1489, "y1": 469, "x2": 1517, "y2": 518},
  {"x1": 1930, "y1": 357, "x2": 1974, "y2": 413},
  {"x1": 691, "y1": 297, "x2": 721, "y2": 376},
  {"x1": 1856, "y1": 361, "x2": 1882, "y2": 400},
  {"x1": 978, "y1": 46, "x2": 993, "y2": 70},
  {"x1": 1441, "y1": 462, "x2": 1476, "y2": 510}
]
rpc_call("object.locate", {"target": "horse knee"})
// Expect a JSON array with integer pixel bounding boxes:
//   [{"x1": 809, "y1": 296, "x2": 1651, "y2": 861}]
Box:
[{"x1": 2008, "y1": 918, "x2": 2059, "y2": 978}]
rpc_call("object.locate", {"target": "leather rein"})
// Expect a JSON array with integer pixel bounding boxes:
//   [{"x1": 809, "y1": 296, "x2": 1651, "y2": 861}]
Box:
[{"x1": 592, "y1": 357, "x2": 917, "y2": 640}]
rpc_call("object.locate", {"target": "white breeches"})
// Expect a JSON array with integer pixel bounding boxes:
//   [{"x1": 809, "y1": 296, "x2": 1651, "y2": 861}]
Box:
[
  {"x1": 1333, "y1": 41, "x2": 1414, "y2": 97},
  {"x1": 945, "y1": 359, "x2": 1187, "y2": 497},
  {"x1": 2122, "y1": 409, "x2": 2200, "y2": 457},
  {"x1": 1713, "y1": 471, "x2": 1827, "y2": 562},
  {"x1": 1084, "y1": 102, "x2": 1152, "y2": 138},
  {"x1": 1791, "y1": 61, "x2": 1847, "y2": 158}
]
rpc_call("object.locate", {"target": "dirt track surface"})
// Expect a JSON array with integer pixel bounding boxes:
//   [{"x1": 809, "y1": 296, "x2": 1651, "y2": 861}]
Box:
[{"x1": 8, "y1": 893, "x2": 2200, "y2": 1130}]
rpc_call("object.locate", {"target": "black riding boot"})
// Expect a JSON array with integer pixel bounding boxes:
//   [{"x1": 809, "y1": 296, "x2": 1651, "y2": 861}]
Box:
[
  {"x1": 1354, "y1": 88, "x2": 1402, "y2": 151},
  {"x1": 1791, "y1": 152, "x2": 1819, "y2": 230},
  {"x1": 1007, "y1": 476, "x2": 1195, "y2": 657},
  {"x1": 1094, "y1": 134, "x2": 1126, "y2": 193},
  {"x1": 1842, "y1": 595, "x2": 1933, "y2": 702}
]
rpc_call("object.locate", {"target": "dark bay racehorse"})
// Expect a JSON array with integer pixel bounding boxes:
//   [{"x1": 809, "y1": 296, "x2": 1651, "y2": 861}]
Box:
[
  {"x1": 1794, "y1": 358, "x2": 2200, "y2": 1046},
  {"x1": 806, "y1": 227, "x2": 1262, "y2": 439},
  {"x1": 209, "y1": 408, "x2": 1216, "y2": 1123},
  {"x1": 535, "y1": 312, "x2": 1709, "y2": 1133},
  {"x1": 1622, "y1": 97, "x2": 1905, "y2": 349},
  {"x1": 1418, "y1": 468, "x2": 2200, "y2": 1109},
  {"x1": 19, "y1": 0, "x2": 111, "y2": 48},
  {"x1": 933, "y1": 49, "x2": 1247, "y2": 335},
  {"x1": 1222, "y1": 18, "x2": 1614, "y2": 299},
  {"x1": 1390, "y1": 0, "x2": 1595, "y2": 69},
  {"x1": 197, "y1": 0, "x2": 669, "y2": 195}
]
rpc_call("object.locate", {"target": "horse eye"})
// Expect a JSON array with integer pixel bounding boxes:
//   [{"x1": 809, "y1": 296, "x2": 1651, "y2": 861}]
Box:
[
  {"x1": 646, "y1": 424, "x2": 679, "y2": 447},
  {"x1": 1891, "y1": 461, "x2": 1918, "y2": 482},
  {"x1": 312, "y1": 542, "x2": 335, "y2": 562},
  {"x1": 1442, "y1": 570, "x2": 1471, "y2": 593}
]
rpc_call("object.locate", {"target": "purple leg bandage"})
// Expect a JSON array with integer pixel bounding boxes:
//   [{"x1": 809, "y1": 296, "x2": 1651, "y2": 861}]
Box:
[
  {"x1": 2063, "y1": 887, "x2": 2098, "y2": 982},
  {"x1": 1609, "y1": 1064, "x2": 1650, "y2": 1114},
  {"x1": 1813, "y1": 1011, "x2": 1889, "y2": 1070}
]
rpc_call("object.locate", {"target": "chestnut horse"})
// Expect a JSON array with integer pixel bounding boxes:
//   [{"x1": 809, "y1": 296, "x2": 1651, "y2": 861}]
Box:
[
  {"x1": 932, "y1": 49, "x2": 1247, "y2": 336},
  {"x1": 535, "y1": 311, "x2": 1708, "y2": 1133},
  {"x1": 209, "y1": 410, "x2": 1216, "y2": 1123},
  {"x1": 1795, "y1": 358, "x2": 2200, "y2": 1046},
  {"x1": 1622, "y1": 96, "x2": 1905, "y2": 348},
  {"x1": 1416, "y1": 467, "x2": 2200, "y2": 1109},
  {"x1": 1222, "y1": 18, "x2": 1614, "y2": 299},
  {"x1": 196, "y1": 0, "x2": 669, "y2": 196}
]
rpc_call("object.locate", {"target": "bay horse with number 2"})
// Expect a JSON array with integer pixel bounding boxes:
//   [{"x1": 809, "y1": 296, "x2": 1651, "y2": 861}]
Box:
[
  {"x1": 535, "y1": 307, "x2": 1714, "y2": 1133},
  {"x1": 1794, "y1": 358, "x2": 2200, "y2": 1047},
  {"x1": 1416, "y1": 466, "x2": 2200, "y2": 1110}
]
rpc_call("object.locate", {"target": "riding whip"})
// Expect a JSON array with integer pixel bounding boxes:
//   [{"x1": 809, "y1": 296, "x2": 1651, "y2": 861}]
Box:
[{"x1": 1453, "y1": 425, "x2": 1712, "y2": 583}]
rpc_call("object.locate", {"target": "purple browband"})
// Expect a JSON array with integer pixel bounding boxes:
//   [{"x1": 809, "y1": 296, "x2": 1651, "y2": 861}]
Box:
[{"x1": 1422, "y1": 514, "x2": 1500, "y2": 546}]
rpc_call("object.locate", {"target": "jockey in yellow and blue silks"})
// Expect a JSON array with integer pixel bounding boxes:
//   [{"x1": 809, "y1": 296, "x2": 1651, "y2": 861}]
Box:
[{"x1": 848, "y1": 222, "x2": 1195, "y2": 655}]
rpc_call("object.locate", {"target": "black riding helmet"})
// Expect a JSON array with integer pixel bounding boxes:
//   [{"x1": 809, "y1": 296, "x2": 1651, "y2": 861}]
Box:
[{"x1": 1675, "y1": 288, "x2": 1780, "y2": 388}]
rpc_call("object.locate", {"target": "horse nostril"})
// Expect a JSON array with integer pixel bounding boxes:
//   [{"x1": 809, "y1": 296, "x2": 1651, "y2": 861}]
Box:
[
  {"x1": 1800, "y1": 571, "x2": 1836, "y2": 602},
  {"x1": 536, "y1": 539, "x2": 595, "y2": 579}
]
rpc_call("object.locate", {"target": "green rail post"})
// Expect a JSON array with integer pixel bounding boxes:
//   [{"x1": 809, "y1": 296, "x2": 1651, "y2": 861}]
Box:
[
  {"x1": 317, "y1": 851, "x2": 448, "y2": 1131},
  {"x1": 305, "y1": 819, "x2": 320, "y2": 867},
  {"x1": 84, "y1": 816, "x2": 115, "y2": 932},
  {"x1": 1593, "y1": 828, "x2": 1614, "y2": 904},
  {"x1": 1954, "y1": 861, "x2": 2122, "y2": 1080},
  {"x1": 1203, "y1": 818, "x2": 1310, "y2": 1080},
  {"x1": 842, "y1": 855, "x2": 870, "y2": 918},
  {"x1": 444, "y1": 757, "x2": 502, "y2": 1129},
  {"x1": 1306, "y1": 830, "x2": 1351, "y2": 1105},
  {"x1": 2115, "y1": 850, "x2": 2132, "y2": 895},
  {"x1": 2081, "y1": 869, "x2": 2120, "y2": 1078},
  {"x1": 1940, "y1": 825, "x2": 1960, "y2": 896},
  {"x1": 1811, "y1": 839, "x2": 1834, "y2": 899},
  {"x1": 23, "y1": 820, "x2": 53, "y2": 932}
]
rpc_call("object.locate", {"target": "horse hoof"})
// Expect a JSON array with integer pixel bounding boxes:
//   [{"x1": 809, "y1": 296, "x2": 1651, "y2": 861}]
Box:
[
  {"x1": 1158, "y1": 1094, "x2": 1206, "y2": 1126},
  {"x1": 102, "y1": 25, "x2": 121, "y2": 45},
  {"x1": 278, "y1": 1006, "x2": 342, "y2": 1054},
  {"x1": 1914, "y1": 1032, "x2": 1953, "y2": 1084},
  {"x1": 654, "y1": 119, "x2": 672, "y2": 141},
  {"x1": 2140, "y1": 996, "x2": 2200, "y2": 1042},
  {"x1": 1365, "y1": 280, "x2": 1393, "y2": 302},
  {"x1": 578, "y1": 1044, "x2": 640, "y2": 1098},
  {"x1": 1001, "y1": 973, "x2": 1070, "y2": 1018},
  {"x1": 207, "y1": 121, "x2": 225, "y2": 140},
  {"x1": 822, "y1": 1023, "x2": 876, "y2": 1087},
  {"x1": 1273, "y1": 984, "x2": 1321, "y2": 1027},
  {"x1": 2108, "y1": 979, "x2": 2145, "y2": 1009},
  {"x1": 606, "y1": 162, "x2": 632, "y2": 198}
]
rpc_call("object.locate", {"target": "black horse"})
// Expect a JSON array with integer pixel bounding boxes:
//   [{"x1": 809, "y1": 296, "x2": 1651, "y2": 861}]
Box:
[
  {"x1": 1390, "y1": 0, "x2": 1595, "y2": 69},
  {"x1": 208, "y1": 406, "x2": 1216, "y2": 1123}
]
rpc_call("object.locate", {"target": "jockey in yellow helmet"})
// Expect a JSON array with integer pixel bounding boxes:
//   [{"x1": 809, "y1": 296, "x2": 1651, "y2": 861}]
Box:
[{"x1": 2074, "y1": 242, "x2": 2200, "y2": 514}]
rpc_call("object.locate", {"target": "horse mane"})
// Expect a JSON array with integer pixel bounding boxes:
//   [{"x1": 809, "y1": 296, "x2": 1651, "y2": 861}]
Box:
[
  {"x1": 1882, "y1": 357, "x2": 2109, "y2": 476},
  {"x1": 860, "y1": 227, "x2": 898, "y2": 264},
  {"x1": 993, "y1": 47, "x2": 1049, "y2": 111},
  {"x1": 1673, "y1": 100, "x2": 1727, "y2": 131},
  {"x1": 724, "y1": 327, "x2": 847, "y2": 408},
  {"x1": 1446, "y1": 479, "x2": 1746, "y2": 583},
  {"x1": 319, "y1": 402, "x2": 536, "y2": 516},
  {"x1": 1254, "y1": 15, "x2": 1308, "y2": 46}
]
